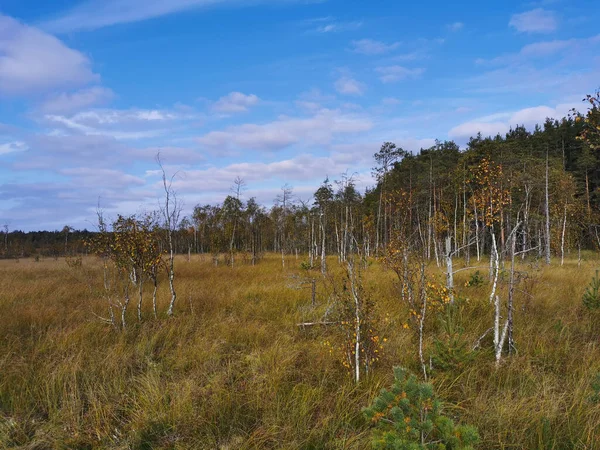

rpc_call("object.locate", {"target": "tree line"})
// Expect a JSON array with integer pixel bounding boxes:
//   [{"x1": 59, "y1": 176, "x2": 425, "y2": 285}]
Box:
[{"x1": 2, "y1": 94, "x2": 600, "y2": 268}]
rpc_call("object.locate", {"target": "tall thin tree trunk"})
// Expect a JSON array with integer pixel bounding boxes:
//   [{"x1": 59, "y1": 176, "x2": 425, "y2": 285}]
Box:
[
  {"x1": 152, "y1": 275, "x2": 158, "y2": 319},
  {"x1": 489, "y1": 231, "x2": 499, "y2": 306},
  {"x1": 321, "y1": 214, "x2": 327, "y2": 275},
  {"x1": 445, "y1": 236, "x2": 454, "y2": 304},
  {"x1": 419, "y1": 263, "x2": 428, "y2": 381},
  {"x1": 473, "y1": 197, "x2": 480, "y2": 262},
  {"x1": 522, "y1": 185, "x2": 531, "y2": 259},
  {"x1": 586, "y1": 171, "x2": 591, "y2": 218},
  {"x1": 561, "y1": 202, "x2": 567, "y2": 266},
  {"x1": 462, "y1": 176, "x2": 467, "y2": 258},
  {"x1": 122, "y1": 282, "x2": 130, "y2": 329},
  {"x1": 137, "y1": 275, "x2": 143, "y2": 322},
  {"x1": 545, "y1": 150, "x2": 551, "y2": 265},
  {"x1": 347, "y1": 261, "x2": 361, "y2": 383},
  {"x1": 166, "y1": 237, "x2": 177, "y2": 316},
  {"x1": 507, "y1": 229, "x2": 517, "y2": 355}
]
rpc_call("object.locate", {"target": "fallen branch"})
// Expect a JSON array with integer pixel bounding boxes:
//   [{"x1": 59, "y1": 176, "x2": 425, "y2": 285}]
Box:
[
  {"x1": 296, "y1": 321, "x2": 337, "y2": 327},
  {"x1": 89, "y1": 309, "x2": 115, "y2": 325},
  {"x1": 472, "y1": 327, "x2": 492, "y2": 350},
  {"x1": 452, "y1": 265, "x2": 488, "y2": 275}
]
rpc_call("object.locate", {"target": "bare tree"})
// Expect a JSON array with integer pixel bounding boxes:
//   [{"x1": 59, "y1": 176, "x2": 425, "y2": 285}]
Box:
[
  {"x1": 276, "y1": 184, "x2": 294, "y2": 268},
  {"x1": 314, "y1": 178, "x2": 333, "y2": 275},
  {"x1": 2, "y1": 223, "x2": 9, "y2": 256},
  {"x1": 62, "y1": 225, "x2": 73, "y2": 254},
  {"x1": 156, "y1": 153, "x2": 182, "y2": 316},
  {"x1": 228, "y1": 176, "x2": 246, "y2": 268}
]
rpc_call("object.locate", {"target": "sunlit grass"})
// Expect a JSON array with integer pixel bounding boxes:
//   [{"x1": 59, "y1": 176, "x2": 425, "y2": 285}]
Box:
[{"x1": 1, "y1": 253, "x2": 599, "y2": 448}]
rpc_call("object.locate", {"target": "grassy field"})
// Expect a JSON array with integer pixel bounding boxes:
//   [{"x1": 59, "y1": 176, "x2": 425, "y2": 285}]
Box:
[{"x1": 1, "y1": 253, "x2": 600, "y2": 449}]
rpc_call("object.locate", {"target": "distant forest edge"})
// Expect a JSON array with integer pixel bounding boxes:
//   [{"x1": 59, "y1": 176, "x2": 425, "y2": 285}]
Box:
[{"x1": 2, "y1": 93, "x2": 600, "y2": 261}]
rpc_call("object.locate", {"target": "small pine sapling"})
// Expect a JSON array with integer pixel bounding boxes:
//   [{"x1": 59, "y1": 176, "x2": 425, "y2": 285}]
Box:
[
  {"x1": 363, "y1": 367, "x2": 479, "y2": 449},
  {"x1": 431, "y1": 302, "x2": 475, "y2": 374},
  {"x1": 582, "y1": 270, "x2": 600, "y2": 310}
]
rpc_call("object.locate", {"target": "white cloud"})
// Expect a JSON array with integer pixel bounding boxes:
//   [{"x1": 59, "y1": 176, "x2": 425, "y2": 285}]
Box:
[
  {"x1": 212, "y1": 91, "x2": 259, "y2": 113},
  {"x1": 448, "y1": 103, "x2": 577, "y2": 140},
  {"x1": 476, "y1": 35, "x2": 600, "y2": 66},
  {"x1": 455, "y1": 106, "x2": 472, "y2": 114},
  {"x1": 37, "y1": 86, "x2": 114, "y2": 114},
  {"x1": 387, "y1": 52, "x2": 420, "y2": 62},
  {"x1": 0, "y1": 177, "x2": 156, "y2": 232},
  {"x1": 449, "y1": 121, "x2": 509, "y2": 140},
  {"x1": 375, "y1": 65, "x2": 425, "y2": 83},
  {"x1": 0, "y1": 14, "x2": 98, "y2": 95},
  {"x1": 381, "y1": 97, "x2": 401, "y2": 106},
  {"x1": 170, "y1": 149, "x2": 376, "y2": 198},
  {"x1": 295, "y1": 100, "x2": 322, "y2": 113},
  {"x1": 11, "y1": 132, "x2": 203, "y2": 173},
  {"x1": 42, "y1": 107, "x2": 185, "y2": 140},
  {"x1": 509, "y1": 8, "x2": 557, "y2": 33},
  {"x1": 466, "y1": 64, "x2": 599, "y2": 96},
  {"x1": 197, "y1": 109, "x2": 373, "y2": 152},
  {"x1": 15, "y1": 134, "x2": 133, "y2": 169},
  {"x1": 44, "y1": 0, "x2": 318, "y2": 33},
  {"x1": 351, "y1": 39, "x2": 400, "y2": 55},
  {"x1": 163, "y1": 139, "x2": 437, "y2": 205},
  {"x1": 60, "y1": 167, "x2": 145, "y2": 188},
  {"x1": 0, "y1": 141, "x2": 28, "y2": 155},
  {"x1": 520, "y1": 39, "x2": 571, "y2": 56},
  {"x1": 312, "y1": 20, "x2": 363, "y2": 34},
  {"x1": 294, "y1": 88, "x2": 336, "y2": 112},
  {"x1": 447, "y1": 22, "x2": 464, "y2": 32},
  {"x1": 334, "y1": 76, "x2": 365, "y2": 95},
  {"x1": 51, "y1": 108, "x2": 179, "y2": 125},
  {"x1": 396, "y1": 138, "x2": 437, "y2": 152}
]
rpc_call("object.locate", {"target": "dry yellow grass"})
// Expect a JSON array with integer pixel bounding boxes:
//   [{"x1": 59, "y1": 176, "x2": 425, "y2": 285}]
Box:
[{"x1": 1, "y1": 253, "x2": 600, "y2": 448}]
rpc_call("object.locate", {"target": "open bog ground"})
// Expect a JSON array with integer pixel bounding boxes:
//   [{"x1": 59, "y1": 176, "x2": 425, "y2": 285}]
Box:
[{"x1": 1, "y1": 254, "x2": 600, "y2": 449}]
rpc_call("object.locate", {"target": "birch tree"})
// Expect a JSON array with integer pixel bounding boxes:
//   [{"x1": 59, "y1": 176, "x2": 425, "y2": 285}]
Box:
[{"x1": 156, "y1": 154, "x2": 182, "y2": 317}]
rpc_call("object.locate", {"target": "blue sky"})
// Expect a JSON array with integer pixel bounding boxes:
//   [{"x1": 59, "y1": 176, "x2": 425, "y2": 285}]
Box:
[{"x1": 1, "y1": 0, "x2": 599, "y2": 231}]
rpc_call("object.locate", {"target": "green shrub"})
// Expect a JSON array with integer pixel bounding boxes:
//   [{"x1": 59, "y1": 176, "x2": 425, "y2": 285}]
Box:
[
  {"x1": 363, "y1": 367, "x2": 479, "y2": 449},
  {"x1": 432, "y1": 303, "x2": 476, "y2": 374},
  {"x1": 300, "y1": 260, "x2": 312, "y2": 271},
  {"x1": 582, "y1": 270, "x2": 600, "y2": 310},
  {"x1": 464, "y1": 271, "x2": 484, "y2": 288}
]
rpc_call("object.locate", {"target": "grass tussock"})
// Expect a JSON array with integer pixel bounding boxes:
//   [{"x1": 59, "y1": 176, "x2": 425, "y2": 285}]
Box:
[{"x1": 1, "y1": 254, "x2": 600, "y2": 448}]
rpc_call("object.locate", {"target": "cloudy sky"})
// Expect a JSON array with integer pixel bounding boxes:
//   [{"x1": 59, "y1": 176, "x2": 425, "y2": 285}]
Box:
[{"x1": 1, "y1": 0, "x2": 599, "y2": 231}]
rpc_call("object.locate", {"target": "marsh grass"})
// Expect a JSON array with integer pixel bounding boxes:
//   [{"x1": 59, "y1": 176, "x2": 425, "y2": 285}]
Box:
[{"x1": 1, "y1": 254, "x2": 600, "y2": 448}]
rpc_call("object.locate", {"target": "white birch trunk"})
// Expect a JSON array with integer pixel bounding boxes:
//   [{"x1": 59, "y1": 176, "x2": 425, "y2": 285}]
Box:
[{"x1": 445, "y1": 236, "x2": 454, "y2": 304}]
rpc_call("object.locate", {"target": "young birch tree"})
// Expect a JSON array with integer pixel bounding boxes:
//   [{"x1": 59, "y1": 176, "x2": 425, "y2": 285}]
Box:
[
  {"x1": 156, "y1": 153, "x2": 182, "y2": 316},
  {"x1": 472, "y1": 158, "x2": 514, "y2": 365}
]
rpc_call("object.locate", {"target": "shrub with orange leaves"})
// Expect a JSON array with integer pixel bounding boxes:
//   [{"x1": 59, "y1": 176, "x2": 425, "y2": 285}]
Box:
[
  {"x1": 470, "y1": 158, "x2": 510, "y2": 228},
  {"x1": 327, "y1": 260, "x2": 385, "y2": 381}
]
